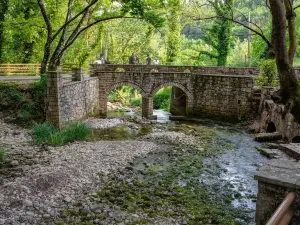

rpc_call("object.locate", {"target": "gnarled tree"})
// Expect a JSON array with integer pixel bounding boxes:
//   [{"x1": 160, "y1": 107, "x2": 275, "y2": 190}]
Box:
[
  {"x1": 37, "y1": 0, "x2": 164, "y2": 73},
  {"x1": 269, "y1": 0, "x2": 300, "y2": 119}
]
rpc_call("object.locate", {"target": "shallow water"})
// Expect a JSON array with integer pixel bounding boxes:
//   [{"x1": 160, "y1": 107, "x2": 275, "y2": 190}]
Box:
[
  {"x1": 89, "y1": 114, "x2": 268, "y2": 222},
  {"x1": 201, "y1": 126, "x2": 268, "y2": 210},
  {"x1": 108, "y1": 109, "x2": 171, "y2": 123}
]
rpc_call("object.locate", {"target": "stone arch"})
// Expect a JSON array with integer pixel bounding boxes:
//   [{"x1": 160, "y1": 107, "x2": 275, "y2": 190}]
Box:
[
  {"x1": 149, "y1": 82, "x2": 193, "y2": 116},
  {"x1": 292, "y1": 136, "x2": 300, "y2": 143},
  {"x1": 266, "y1": 121, "x2": 276, "y2": 133},
  {"x1": 105, "y1": 81, "x2": 146, "y2": 97},
  {"x1": 149, "y1": 82, "x2": 192, "y2": 99}
]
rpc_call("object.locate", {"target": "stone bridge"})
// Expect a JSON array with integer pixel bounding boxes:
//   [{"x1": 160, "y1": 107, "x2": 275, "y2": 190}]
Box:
[
  {"x1": 90, "y1": 64, "x2": 260, "y2": 121},
  {"x1": 46, "y1": 65, "x2": 261, "y2": 127}
]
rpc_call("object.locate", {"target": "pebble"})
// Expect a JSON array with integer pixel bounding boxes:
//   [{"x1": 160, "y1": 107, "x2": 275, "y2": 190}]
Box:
[
  {"x1": 0, "y1": 117, "x2": 159, "y2": 224},
  {"x1": 10, "y1": 160, "x2": 19, "y2": 167},
  {"x1": 24, "y1": 199, "x2": 33, "y2": 207}
]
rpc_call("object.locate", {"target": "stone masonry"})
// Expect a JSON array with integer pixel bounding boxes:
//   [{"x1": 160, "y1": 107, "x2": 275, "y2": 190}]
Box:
[
  {"x1": 90, "y1": 64, "x2": 259, "y2": 121},
  {"x1": 255, "y1": 160, "x2": 300, "y2": 224},
  {"x1": 46, "y1": 69, "x2": 99, "y2": 127}
]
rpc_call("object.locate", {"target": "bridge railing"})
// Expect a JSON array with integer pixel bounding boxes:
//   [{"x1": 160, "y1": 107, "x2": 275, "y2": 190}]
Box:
[
  {"x1": 0, "y1": 63, "x2": 77, "y2": 76},
  {"x1": 266, "y1": 192, "x2": 295, "y2": 225},
  {"x1": 90, "y1": 64, "x2": 260, "y2": 75}
]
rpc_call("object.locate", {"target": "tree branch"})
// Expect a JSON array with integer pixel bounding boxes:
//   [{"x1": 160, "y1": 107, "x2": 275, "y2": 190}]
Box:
[
  {"x1": 50, "y1": 0, "x2": 73, "y2": 66},
  {"x1": 57, "y1": 16, "x2": 133, "y2": 60},
  {"x1": 199, "y1": 50, "x2": 218, "y2": 59},
  {"x1": 192, "y1": 15, "x2": 272, "y2": 48},
  {"x1": 52, "y1": 0, "x2": 98, "y2": 41}
]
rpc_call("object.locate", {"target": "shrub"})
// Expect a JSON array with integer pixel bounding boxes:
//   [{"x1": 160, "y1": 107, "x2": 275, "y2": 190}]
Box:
[
  {"x1": 131, "y1": 98, "x2": 142, "y2": 106},
  {"x1": 32, "y1": 121, "x2": 90, "y2": 146},
  {"x1": 255, "y1": 59, "x2": 279, "y2": 87},
  {"x1": 0, "y1": 74, "x2": 46, "y2": 123}
]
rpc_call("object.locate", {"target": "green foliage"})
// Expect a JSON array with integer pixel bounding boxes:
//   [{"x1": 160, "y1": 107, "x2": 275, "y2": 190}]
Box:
[
  {"x1": 0, "y1": 76, "x2": 46, "y2": 122},
  {"x1": 166, "y1": 0, "x2": 181, "y2": 63},
  {"x1": 32, "y1": 121, "x2": 90, "y2": 146},
  {"x1": 32, "y1": 122, "x2": 56, "y2": 144},
  {"x1": 131, "y1": 98, "x2": 142, "y2": 106},
  {"x1": 0, "y1": 148, "x2": 7, "y2": 166},
  {"x1": 108, "y1": 86, "x2": 142, "y2": 107},
  {"x1": 255, "y1": 59, "x2": 279, "y2": 87},
  {"x1": 200, "y1": 0, "x2": 235, "y2": 66},
  {"x1": 153, "y1": 87, "x2": 171, "y2": 110}
]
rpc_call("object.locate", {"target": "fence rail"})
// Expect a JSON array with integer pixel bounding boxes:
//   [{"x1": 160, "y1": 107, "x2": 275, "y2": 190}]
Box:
[
  {"x1": 266, "y1": 192, "x2": 295, "y2": 225},
  {"x1": 0, "y1": 63, "x2": 77, "y2": 76}
]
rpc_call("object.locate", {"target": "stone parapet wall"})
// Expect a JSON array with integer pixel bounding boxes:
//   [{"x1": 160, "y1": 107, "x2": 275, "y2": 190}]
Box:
[
  {"x1": 255, "y1": 160, "x2": 300, "y2": 224},
  {"x1": 193, "y1": 74, "x2": 257, "y2": 121},
  {"x1": 91, "y1": 64, "x2": 259, "y2": 76},
  {"x1": 59, "y1": 77, "x2": 99, "y2": 125},
  {"x1": 95, "y1": 71, "x2": 258, "y2": 121}
]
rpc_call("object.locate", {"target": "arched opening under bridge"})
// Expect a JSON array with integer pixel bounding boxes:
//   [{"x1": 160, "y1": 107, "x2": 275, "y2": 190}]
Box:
[{"x1": 106, "y1": 85, "x2": 143, "y2": 117}]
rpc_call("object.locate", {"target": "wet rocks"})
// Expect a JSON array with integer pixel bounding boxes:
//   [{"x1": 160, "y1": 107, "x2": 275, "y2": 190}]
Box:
[{"x1": 85, "y1": 118, "x2": 125, "y2": 129}]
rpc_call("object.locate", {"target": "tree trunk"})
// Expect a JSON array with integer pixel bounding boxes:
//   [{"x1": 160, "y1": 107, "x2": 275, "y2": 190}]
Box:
[
  {"x1": 269, "y1": 0, "x2": 300, "y2": 120},
  {"x1": 0, "y1": 0, "x2": 9, "y2": 63}
]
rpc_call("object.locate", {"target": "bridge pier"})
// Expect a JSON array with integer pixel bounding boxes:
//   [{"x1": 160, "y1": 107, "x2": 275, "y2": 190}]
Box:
[
  {"x1": 46, "y1": 71, "x2": 63, "y2": 128},
  {"x1": 142, "y1": 97, "x2": 153, "y2": 119}
]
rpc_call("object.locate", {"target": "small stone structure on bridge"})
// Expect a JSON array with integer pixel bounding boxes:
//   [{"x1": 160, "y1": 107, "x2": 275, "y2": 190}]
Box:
[{"x1": 46, "y1": 65, "x2": 260, "y2": 127}]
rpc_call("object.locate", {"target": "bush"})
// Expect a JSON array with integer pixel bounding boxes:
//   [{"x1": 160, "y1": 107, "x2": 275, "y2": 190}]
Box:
[
  {"x1": 153, "y1": 87, "x2": 172, "y2": 110},
  {"x1": 32, "y1": 121, "x2": 90, "y2": 146},
  {"x1": 0, "y1": 74, "x2": 46, "y2": 123},
  {"x1": 255, "y1": 59, "x2": 279, "y2": 87},
  {"x1": 131, "y1": 98, "x2": 142, "y2": 106}
]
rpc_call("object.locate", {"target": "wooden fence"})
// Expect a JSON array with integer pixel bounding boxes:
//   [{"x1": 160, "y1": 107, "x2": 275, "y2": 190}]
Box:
[{"x1": 0, "y1": 63, "x2": 77, "y2": 76}]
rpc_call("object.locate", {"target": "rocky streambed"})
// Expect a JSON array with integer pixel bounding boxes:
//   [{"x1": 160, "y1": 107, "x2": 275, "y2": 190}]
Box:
[{"x1": 0, "y1": 116, "x2": 269, "y2": 225}]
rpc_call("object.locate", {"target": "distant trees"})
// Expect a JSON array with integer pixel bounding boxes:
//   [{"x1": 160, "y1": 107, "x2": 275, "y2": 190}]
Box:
[
  {"x1": 166, "y1": 0, "x2": 181, "y2": 64},
  {"x1": 200, "y1": 0, "x2": 235, "y2": 66},
  {"x1": 0, "y1": 0, "x2": 9, "y2": 63},
  {"x1": 37, "y1": 0, "x2": 164, "y2": 73}
]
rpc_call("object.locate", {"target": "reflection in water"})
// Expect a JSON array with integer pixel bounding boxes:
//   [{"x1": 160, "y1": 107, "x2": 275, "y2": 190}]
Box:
[{"x1": 108, "y1": 109, "x2": 171, "y2": 123}]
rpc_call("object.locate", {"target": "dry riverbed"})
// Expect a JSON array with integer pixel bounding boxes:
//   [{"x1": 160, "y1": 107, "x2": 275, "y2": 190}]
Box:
[{"x1": 0, "y1": 116, "x2": 266, "y2": 225}]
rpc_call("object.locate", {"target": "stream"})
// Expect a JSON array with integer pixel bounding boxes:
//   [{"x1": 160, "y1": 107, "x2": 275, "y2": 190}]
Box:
[{"x1": 67, "y1": 110, "x2": 269, "y2": 224}]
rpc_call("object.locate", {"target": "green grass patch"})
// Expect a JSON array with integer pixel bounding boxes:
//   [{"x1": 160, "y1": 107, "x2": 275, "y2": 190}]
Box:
[
  {"x1": 0, "y1": 148, "x2": 7, "y2": 166},
  {"x1": 32, "y1": 121, "x2": 90, "y2": 146}
]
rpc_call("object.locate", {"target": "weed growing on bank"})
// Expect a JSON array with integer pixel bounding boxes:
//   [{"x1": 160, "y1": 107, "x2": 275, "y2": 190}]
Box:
[
  {"x1": 0, "y1": 74, "x2": 46, "y2": 124},
  {"x1": 32, "y1": 121, "x2": 90, "y2": 146},
  {"x1": 0, "y1": 149, "x2": 7, "y2": 166}
]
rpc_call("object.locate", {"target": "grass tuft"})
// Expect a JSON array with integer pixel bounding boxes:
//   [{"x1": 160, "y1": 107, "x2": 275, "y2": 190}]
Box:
[{"x1": 32, "y1": 121, "x2": 90, "y2": 146}]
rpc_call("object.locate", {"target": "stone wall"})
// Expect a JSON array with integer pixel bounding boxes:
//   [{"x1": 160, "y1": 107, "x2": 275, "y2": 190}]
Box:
[
  {"x1": 192, "y1": 74, "x2": 257, "y2": 121},
  {"x1": 46, "y1": 70, "x2": 99, "y2": 127},
  {"x1": 60, "y1": 77, "x2": 99, "y2": 125},
  {"x1": 93, "y1": 69, "x2": 258, "y2": 121},
  {"x1": 255, "y1": 87, "x2": 300, "y2": 141},
  {"x1": 255, "y1": 160, "x2": 300, "y2": 224},
  {"x1": 91, "y1": 64, "x2": 259, "y2": 75}
]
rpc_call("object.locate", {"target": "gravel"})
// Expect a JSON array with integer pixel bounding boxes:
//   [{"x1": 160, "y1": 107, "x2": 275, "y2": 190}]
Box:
[
  {"x1": 0, "y1": 118, "x2": 159, "y2": 225},
  {"x1": 85, "y1": 118, "x2": 125, "y2": 129}
]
